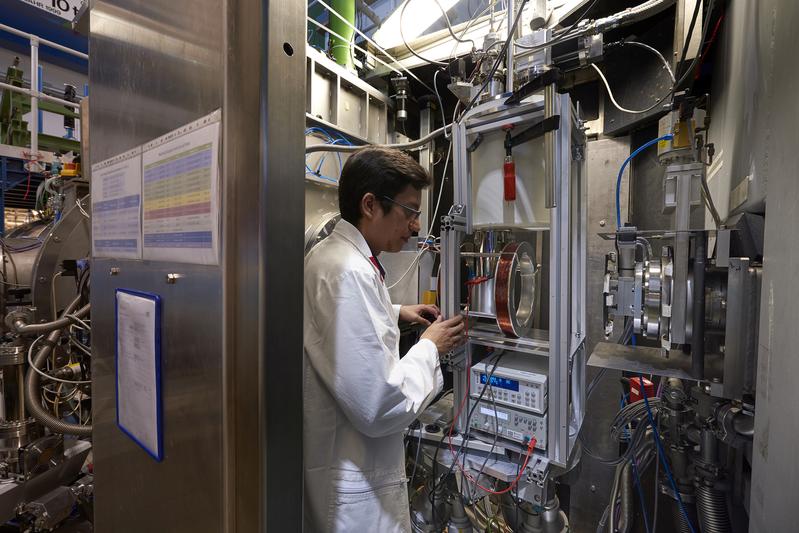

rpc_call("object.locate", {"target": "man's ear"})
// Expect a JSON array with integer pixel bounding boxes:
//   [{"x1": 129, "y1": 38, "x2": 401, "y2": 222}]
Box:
[{"x1": 360, "y1": 192, "x2": 377, "y2": 221}]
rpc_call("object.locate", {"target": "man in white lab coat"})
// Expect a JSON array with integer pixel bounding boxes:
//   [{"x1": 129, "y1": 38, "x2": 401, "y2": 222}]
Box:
[{"x1": 304, "y1": 146, "x2": 464, "y2": 532}]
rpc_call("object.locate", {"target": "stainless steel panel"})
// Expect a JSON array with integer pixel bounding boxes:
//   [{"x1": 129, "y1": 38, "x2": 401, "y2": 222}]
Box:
[
  {"x1": 90, "y1": 0, "x2": 224, "y2": 528},
  {"x1": 588, "y1": 341, "x2": 723, "y2": 381},
  {"x1": 90, "y1": 0, "x2": 305, "y2": 531},
  {"x1": 584, "y1": 137, "x2": 629, "y2": 352},
  {"x1": 706, "y1": 0, "x2": 769, "y2": 217},
  {"x1": 256, "y1": 3, "x2": 306, "y2": 530},
  {"x1": 747, "y1": 2, "x2": 799, "y2": 530},
  {"x1": 90, "y1": 261, "x2": 223, "y2": 533}
]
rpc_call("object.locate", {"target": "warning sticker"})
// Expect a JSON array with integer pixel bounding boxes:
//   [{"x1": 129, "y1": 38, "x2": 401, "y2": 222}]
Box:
[{"x1": 17, "y1": 0, "x2": 84, "y2": 22}]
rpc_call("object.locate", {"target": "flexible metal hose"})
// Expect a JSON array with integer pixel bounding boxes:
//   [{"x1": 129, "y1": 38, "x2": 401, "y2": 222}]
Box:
[
  {"x1": 696, "y1": 484, "x2": 731, "y2": 533},
  {"x1": 24, "y1": 296, "x2": 91, "y2": 436},
  {"x1": 616, "y1": 461, "x2": 634, "y2": 533},
  {"x1": 672, "y1": 498, "x2": 698, "y2": 533},
  {"x1": 13, "y1": 303, "x2": 90, "y2": 335}
]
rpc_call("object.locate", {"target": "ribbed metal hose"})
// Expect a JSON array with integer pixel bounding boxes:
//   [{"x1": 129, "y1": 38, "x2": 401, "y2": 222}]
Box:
[
  {"x1": 24, "y1": 296, "x2": 92, "y2": 436},
  {"x1": 672, "y1": 499, "x2": 698, "y2": 533},
  {"x1": 696, "y1": 484, "x2": 732, "y2": 533}
]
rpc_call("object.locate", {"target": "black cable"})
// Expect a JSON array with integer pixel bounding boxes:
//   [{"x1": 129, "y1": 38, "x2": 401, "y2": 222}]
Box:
[
  {"x1": 673, "y1": 0, "x2": 716, "y2": 93},
  {"x1": 590, "y1": 0, "x2": 716, "y2": 117},
  {"x1": 673, "y1": 0, "x2": 702, "y2": 86},
  {"x1": 459, "y1": 0, "x2": 530, "y2": 121}
]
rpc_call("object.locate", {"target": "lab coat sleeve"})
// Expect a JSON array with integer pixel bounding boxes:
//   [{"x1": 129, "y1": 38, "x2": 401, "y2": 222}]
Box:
[
  {"x1": 306, "y1": 270, "x2": 443, "y2": 439},
  {"x1": 392, "y1": 304, "x2": 402, "y2": 322}
]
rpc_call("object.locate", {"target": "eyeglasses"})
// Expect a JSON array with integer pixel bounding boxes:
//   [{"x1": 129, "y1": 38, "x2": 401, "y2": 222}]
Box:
[{"x1": 382, "y1": 196, "x2": 422, "y2": 221}]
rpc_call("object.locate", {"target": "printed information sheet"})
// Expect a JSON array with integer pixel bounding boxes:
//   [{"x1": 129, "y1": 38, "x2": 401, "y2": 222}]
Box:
[
  {"x1": 91, "y1": 147, "x2": 143, "y2": 259},
  {"x1": 116, "y1": 289, "x2": 162, "y2": 460},
  {"x1": 142, "y1": 111, "x2": 221, "y2": 265}
]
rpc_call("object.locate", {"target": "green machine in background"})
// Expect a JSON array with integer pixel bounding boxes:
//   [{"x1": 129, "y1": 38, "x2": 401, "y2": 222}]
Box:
[{"x1": 0, "y1": 57, "x2": 81, "y2": 154}]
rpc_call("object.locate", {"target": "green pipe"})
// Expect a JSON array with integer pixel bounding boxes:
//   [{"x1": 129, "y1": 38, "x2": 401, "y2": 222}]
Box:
[{"x1": 329, "y1": 0, "x2": 356, "y2": 71}]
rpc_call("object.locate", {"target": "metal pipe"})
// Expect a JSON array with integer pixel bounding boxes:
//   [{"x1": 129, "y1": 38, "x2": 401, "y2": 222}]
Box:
[
  {"x1": 355, "y1": 0, "x2": 381, "y2": 26},
  {"x1": 732, "y1": 412, "x2": 754, "y2": 437},
  {"x1": 0, "y1": 23, "x2": 88, "y2": 60},
  {"x1": 0, "y1": 81, "x2": 81, "y2": 110},
  {"x1": 305, "y1": 123, "x2": 450, "y2": 153},
  {"x1": 506, "y1": 0, "x2": 515, "y2": 92},
  {"x1": 30, "y1": 38, "x2": 38, "y2": 162},
  {"x1": 13, "y1": 303, "x2": 91, "y2": 335},
  {"x1": 16, "y1": 365, "x2": 24, "y2": 422},
  {"x1": 24, "y1": 296, "x2": 91, "y2": 436},
  {"x1": 313, "y1": 0, "x2": 435, "y2": 92},
  {"x1": 307, "y1": 17, "x2": 401, "y2": 76},
  {"x1": 544, "y1": 83, "x2": 556, "y2": 208},
  {"x1": 691, "y1": 233, "x2": 706, "y2": 379}
]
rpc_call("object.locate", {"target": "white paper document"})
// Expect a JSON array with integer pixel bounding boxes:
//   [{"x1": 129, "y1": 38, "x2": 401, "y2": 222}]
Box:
[
  {"x1": 116, "y1": 290, "x2": 162, "y2": 460},
  {"x1": 91, "y1": 147, "x2": 143, "y2": 259},
  {"x1": 141, "y1": 111, "x2": 221, "y2": 265}
]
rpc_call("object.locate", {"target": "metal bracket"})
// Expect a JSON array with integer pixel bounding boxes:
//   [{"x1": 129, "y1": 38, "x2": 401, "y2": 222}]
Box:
[
  {"x1": 504, "y1": 68, "x2": 561, "y2": 107},
  {"x1": 508, "y1": 115, "x2": 561, "y2": 149}
]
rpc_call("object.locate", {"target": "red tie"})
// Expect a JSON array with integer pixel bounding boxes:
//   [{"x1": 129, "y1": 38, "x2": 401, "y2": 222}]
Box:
[{"x1": 369, "y1": 256, "x2": 385, "y2": 282}]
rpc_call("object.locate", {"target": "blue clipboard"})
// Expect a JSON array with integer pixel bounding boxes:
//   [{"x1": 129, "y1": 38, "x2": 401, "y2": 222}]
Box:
[{"x1": 115, "y1": 288, "x2": 163, "y2": 462}]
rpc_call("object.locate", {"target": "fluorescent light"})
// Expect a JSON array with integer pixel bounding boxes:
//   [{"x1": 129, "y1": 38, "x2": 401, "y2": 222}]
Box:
[{"x1": 373, "y1": 0, "x2": 460, "y2": 50}]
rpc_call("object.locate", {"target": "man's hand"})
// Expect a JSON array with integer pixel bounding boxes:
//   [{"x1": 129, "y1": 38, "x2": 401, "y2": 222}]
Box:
[
  {"x1": 421, "y1": 314, "x2": 466, "y2": 354},
  {"x1": 399, "y1": 304, "x2": 441, "y2": 326}
]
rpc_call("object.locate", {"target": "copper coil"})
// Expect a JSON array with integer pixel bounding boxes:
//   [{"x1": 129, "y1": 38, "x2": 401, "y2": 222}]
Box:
[{"x1": 494, "y1": 241, "x2": 536, "y2": 337}]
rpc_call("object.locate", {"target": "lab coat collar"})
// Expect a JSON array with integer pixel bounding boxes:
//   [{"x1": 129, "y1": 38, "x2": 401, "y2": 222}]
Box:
[{"x1": 332, "y1": 219, "x2": 376, "y2": 263}]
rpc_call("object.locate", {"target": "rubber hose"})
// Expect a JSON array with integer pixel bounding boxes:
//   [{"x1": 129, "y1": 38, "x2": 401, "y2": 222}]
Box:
[
  {"x1": 696, "y1": 484, "x2": 731, "y2": 533},
  {"x1": 25, "y1": 296, "x2": 91, "y2": 436}
]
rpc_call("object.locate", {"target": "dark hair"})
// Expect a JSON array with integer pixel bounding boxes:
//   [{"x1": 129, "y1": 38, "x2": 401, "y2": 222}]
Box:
[{"x1": 338, "y1": 146, "x2": 431, "y2": 225}]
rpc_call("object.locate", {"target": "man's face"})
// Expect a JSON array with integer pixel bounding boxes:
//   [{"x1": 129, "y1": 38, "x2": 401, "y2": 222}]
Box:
[{"x1": 359, "y1": 184, "x2": 422, "y2": 254}]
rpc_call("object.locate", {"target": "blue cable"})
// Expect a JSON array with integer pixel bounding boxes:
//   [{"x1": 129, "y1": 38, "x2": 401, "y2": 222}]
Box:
[
  {"x1": 304, "y1": 127, "x2": 354, "y2": 183},
  {"x1": 637, "y1": 375, "x2": 697, "y2": 533},
  {"x1": 630, "y1": 456, "x2": 652, "y2": 533},
  {"x1": 615, "y1": 134, "x2": 674, "y2": 229}
]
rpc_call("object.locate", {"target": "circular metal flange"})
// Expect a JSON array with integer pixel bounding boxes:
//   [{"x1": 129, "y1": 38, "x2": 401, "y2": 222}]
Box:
[
  {"x1": 494, "y1": 241, "x2": 536, "y2": 338},
  {"x1": 4, "y1": 309, "x2": 33, "y2": 334},
  {"x1": 633, "y1": 263, "x2": 645, "y2": 334},
  {"x1": 642, "y1": 259, "x2": 663, "y2": 338},
  {"x1": 0, "y1": 342, "x2": 26, "y2": 366},
  {"x1": 0, "y1": 419, "x2": 37, "y2": 452},
  {"x1": 304, "y1": 212, "x2": 341, "y2": 256}
]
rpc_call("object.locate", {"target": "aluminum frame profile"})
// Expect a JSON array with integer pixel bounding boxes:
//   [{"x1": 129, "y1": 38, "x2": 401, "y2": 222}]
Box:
[{"x1": 445, "y1": 91, "x2": 587, "y2": 467}]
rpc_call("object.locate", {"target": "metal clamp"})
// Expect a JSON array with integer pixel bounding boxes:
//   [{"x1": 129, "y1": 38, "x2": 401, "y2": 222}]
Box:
[{"x1": 504, "y1": 68, "x2": 561, "y2": 107}]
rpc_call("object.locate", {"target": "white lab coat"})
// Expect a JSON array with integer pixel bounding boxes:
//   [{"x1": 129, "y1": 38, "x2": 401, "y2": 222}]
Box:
[{"x1": 303, "y1": 220, "x2": 443, "y2": 532}]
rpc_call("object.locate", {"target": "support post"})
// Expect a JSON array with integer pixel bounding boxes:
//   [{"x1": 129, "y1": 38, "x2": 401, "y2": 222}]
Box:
[{"x1": 29, "y1": 38, "x2": 39, "y2": 166}]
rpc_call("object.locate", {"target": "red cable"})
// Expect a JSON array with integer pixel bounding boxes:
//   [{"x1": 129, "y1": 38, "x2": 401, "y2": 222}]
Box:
[
  {"x1": 445, "y1": 275, "x2": 535, "y2": 496},
  {"x1": 694, "y1": 13, "x2": 726, "y2": 80}
]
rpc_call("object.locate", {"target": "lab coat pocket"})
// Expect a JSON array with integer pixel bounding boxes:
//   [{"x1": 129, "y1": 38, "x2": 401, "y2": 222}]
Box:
[{"x1": 327, "y1": 480, "x2": 410, "y2": 532}]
